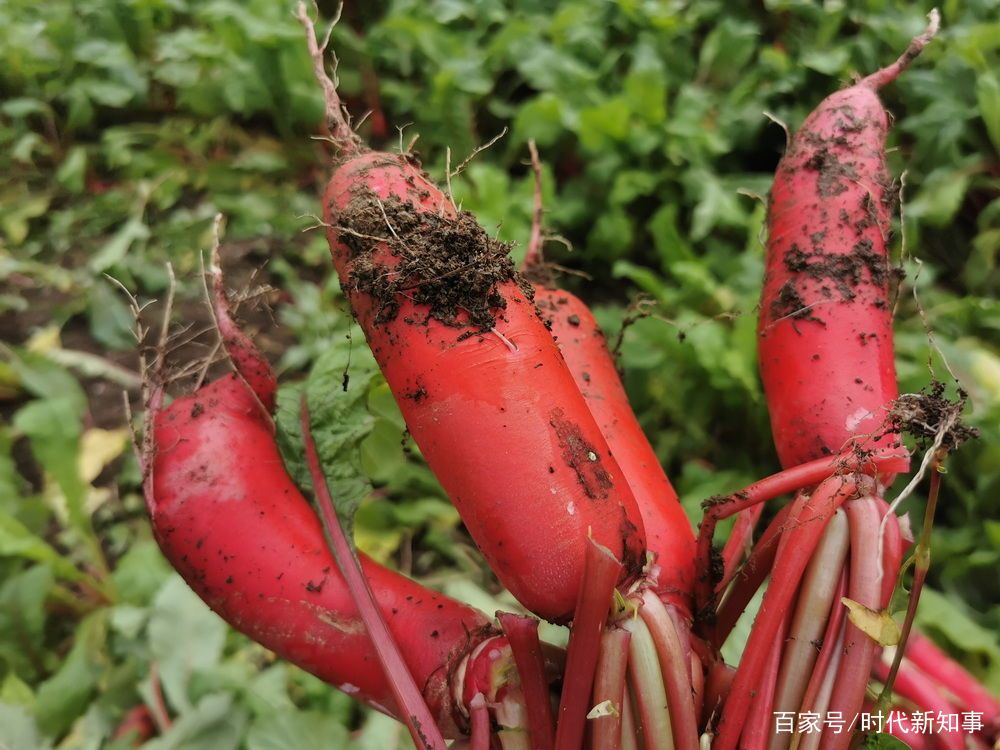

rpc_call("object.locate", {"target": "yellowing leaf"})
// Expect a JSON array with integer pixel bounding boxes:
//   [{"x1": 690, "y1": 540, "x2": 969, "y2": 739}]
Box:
[
  {"x1": 78, "y1": 428, "x2": 129, "y2": 484},
  {"x1": 842, "y1": 597, "x2": 901, "y2": 646},
  {"x1": 26, "y1": 326, "x2": 62, "y2": 354}
]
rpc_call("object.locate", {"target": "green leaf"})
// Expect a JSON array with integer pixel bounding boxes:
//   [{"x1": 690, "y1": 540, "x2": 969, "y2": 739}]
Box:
[
  {"x1": 88, "y1": 217, "x2": 150, "y2": 273},
  {"x1": 647, "y1": 204, "x2": 695, "y2": 273},
  {"x1": 34, "y1": 610, "x2": 108, "y2": 736},
  {"x1": 88, "y1": 279, "x2": 136, "y2": 350},
  {"x1": 977, "y1": 72, "x2": 1000, "y2": 153},
  {"x1": 142, "y1": 694, "x2": 247, "y2": 750},
  {"x1": 1, "y1": 192, "x2": 51, "y2": 245},
  {"x1": 148, "y1": 576, "x2": 227, "y2": 712},
  {"x1": 512, "y1": 93, "x2": 565, "y2": 147},
  {"x1": 577, "y1": 97, "x2": 632, "y2": 152},
  {"x1": 13, "y1": 397, "x2": 87, "y2": 534},
  {"x1": 3, "y1": 350, "x2": 87, "y2": 409},
  {"x1": 275, "y1": 332, "x2": 380, "y2": 541},
  {"x1": 0, "y1": 512, "x2": 82, "y2": 581},
  {"x1": 111, "y1": 540, "x2": 172, "y2": 605},
  {"x1": 0, "y1": 565, "x2": 55, "y2": 681},
  {"x1": 863, "y1": 733, "x2": 911, "y2": 749},
  {"x1": 0, "y1": 703, "x2": 48, "y2": 750},
  {"x1": 0, "y1": 672, "x2": 34, "y2": 708},
  {"x1": 908, "y1": 169, "x2": 971, "y2": 227},
  {"x1": 55, "y1": 147, "x2": 88, "y2": 194},
  {"x1": 246, "y1": 708, "x2": 350, "y2": 750}
]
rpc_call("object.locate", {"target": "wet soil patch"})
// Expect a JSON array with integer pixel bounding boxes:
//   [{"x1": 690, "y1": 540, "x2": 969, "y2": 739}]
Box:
[
  {"x1": 334, "y1": 191, "x2": 529, "y2": 332},
  {"x1": 803, "y1": 146, "x2": 859, "y2": 198},
  {"x1": 548, "y1": 407, "x2": 614, "y2": 502}
]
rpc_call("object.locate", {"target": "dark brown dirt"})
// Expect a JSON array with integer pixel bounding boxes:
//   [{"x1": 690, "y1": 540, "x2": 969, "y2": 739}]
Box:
[
  {"x1": 891, "y1": 382, "x2": 979, "y2": 452},
  {"x1": 782, "y1": 238, "x2": 889, "y2": 300},
  {"x1": 802, "y1": 146, "x2": 859, "y2": 198},
  {"x1": 770, "y1": 280, "x2": 824, "y2": 324},
  {"x1": 334, "y1": 191, "x2": 529, "y2": 332},
  {"x1": 548, "y1": 407, "x2": 614, "y2": 502}
]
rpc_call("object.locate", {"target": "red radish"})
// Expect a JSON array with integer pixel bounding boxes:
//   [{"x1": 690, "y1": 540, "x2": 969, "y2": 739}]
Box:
[
  {"x1": 298, "y1": 5, "x2": 646, "y2": 622},
  {"x1": 522, "y1": 140, "x2": 695, "y2": 614},
  {"x1": 143, "y1": 266, "x2": 500, "y2": 739},
  {"x1": 758, "y1": 11, "x2": 939, "y2": 471},
  {"x1": 533, "y1": 287, "x2": 696, "y2": 614}
]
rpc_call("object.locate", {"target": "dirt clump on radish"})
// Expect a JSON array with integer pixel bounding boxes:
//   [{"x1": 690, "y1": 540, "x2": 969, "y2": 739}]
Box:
[
  {"x1": 334, "y1": 190, "x2": 530, "y2": 332},
  {"x1": 548, "y1": 406, "x2": 616, "y2": 502},
  {"x1": 891, "y1": 382, "x2": 979, "y2": 451}
]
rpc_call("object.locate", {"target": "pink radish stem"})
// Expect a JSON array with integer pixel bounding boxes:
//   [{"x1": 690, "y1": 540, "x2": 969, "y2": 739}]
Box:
[
  {"x1": 497, "y1": 613, "x2": 555, "y2": 750},
  {"x1": 590, "y1": 627, "x2": 631, "y2": 750},
  {"x1": 712, "y1": 475, "x2": 863, "y2": 750},
  {"x1": 300, "y1": 398, "x2": 447, "y2": 750},
  {"x1": 624, "y1": 616, "x2": 674, "y2": 750},
  {"x1": 639, "y1": 591, "x2": 699, "y2": 750},
  {"x1": 819, "y1": 497, "x2": 885, "y2": 750},
  {"x1": 904, "y1": 631, "x2": 1000, "y2": 726},
  {"x1": 713, "y1": 503, "x2": 792, "y2": 648},
  {"x1": 554, "y1": 539, "x2": 623, "y2": 750},
  {"x1": 742, "y1": 610, "x2": 791, "y2": 750},
  {"x1": 859, "y1": 10, "x2": 941, "y2": 91},
  {"x1": 771, "y1": 509, "x2": 850, "y2": 750},
  {"x1": 695, "y1": 452, "x2": 906, "y2": 615}
]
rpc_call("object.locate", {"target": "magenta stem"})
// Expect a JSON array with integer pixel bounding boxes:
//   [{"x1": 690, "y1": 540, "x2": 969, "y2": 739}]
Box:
[
  {"x1": 695, "y1": 451, "x2": 906, "y2": 616},
  {"x1": 497, "y1": 613, "x2": 555, "y2": 750},
  {"x1": 300, "y1": 399, "x2": 447, "y2": 750},
  {"x1": 905, "y1": 631, "x2": 1000, "y2": 724},
  {"x1": 712, "y1": 502, "x2": 792, "y2": 649},
  {"x1": 590, "y1": 627, "x2": 631, "y2": 750},
  {"x1": 712, "y1": 475, "x2": 861, "y2": 750},
  {"x1": 819, "y1": 497, "x2": 884, "y2": 750},
  {"x1": 741, "y1": 608, "x2": 791, "y2": 750},
  {"x1": 720, "y1": 504, "x2": 764, "y2": 584},
  {"x1": 469, "y1": 693, "x2": 491, "y2": 750},
  {"x1": 639, "y1": 591, "x2": 699, "y2": 750},
  {"x1": 554, "y1": 538, "x2": 623, "y2": 750},
  {"x1": 209, "y1": 241, "x2": 276, "y2": 412}
]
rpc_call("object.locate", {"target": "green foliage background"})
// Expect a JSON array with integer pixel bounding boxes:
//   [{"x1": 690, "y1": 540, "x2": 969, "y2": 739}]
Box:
[{"x1": 1, "y1": 0, "x2": 997, "y2": 747}]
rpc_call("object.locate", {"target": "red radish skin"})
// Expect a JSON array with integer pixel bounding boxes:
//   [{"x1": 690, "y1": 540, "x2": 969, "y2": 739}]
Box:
[
  {"x1": 759, "y1": 13, "x2": 939, "y2": 470},
  {"x1": 146, "y1": 373, "x2": 494, "y2": 736},
  {"x1": 535, "y1": 287, "x2": 696, "y2": 613},
  {"x1": 320, "y1": 138, "x2": 644, "y2": 627},
  {"x1": 298, "y1": 5, "x2": 647, "y2": 622},
  {"x1": 905, "y1": 632, "x2": 1000, "y2": 732}
]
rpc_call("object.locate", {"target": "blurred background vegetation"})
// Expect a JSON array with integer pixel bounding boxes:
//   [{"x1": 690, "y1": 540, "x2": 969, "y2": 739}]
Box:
[{"x1": 0, "y1": 0, "x2": 997, "y2": 747}]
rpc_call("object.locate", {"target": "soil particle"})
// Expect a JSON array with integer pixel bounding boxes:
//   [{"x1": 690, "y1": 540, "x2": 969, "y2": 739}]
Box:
[
  {"x1": 333, "y1": 190, "x2": 530, "y2": 332},
  {"x1": 771, "y1": 280, "x2": 825, "y2": 325},
  {"x1": 404, "y1": 383, "x2": 428, "y2": 402},
  {"x1": 891, "y1": 383, "x2": 979, "y2": 452},
  {"x1": 548, "y1": 407, "x2": 614, "y2": 501},
  {"x1": 803, "y1": 147, "x2": 858, "y2": 198},
  {"x1": 773, "y1": 237, "x2": 890, "y2": 323}
]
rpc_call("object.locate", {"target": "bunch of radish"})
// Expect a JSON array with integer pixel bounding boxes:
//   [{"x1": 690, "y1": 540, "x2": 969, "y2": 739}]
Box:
[{"x1": 139, "y1": 5, "x2": 998, "y2": 748}]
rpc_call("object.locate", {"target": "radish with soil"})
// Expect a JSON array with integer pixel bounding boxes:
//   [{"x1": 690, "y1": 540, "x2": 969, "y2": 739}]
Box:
[
  {"x1": 142, "y1": 253, "x2": 520, "y2": 742},
  {"x1": 300, "y1": 4, "x2": 648, "y2": 625},
  {"x1": 694, "y1": 12, "x2": 994, "y2": 749}
]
